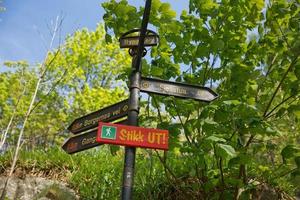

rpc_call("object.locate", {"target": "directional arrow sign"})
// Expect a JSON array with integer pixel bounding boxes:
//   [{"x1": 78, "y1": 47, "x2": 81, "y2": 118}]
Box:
[
  {"x1": 119, "y1": 29, "x2": 159, "y2": 49},
  {"x1": 62, "y1": 130, "x2": 100, "y2": 154},
  {"x1": 120, "y1": 35, "x2": 158, "y2": 48},
  {"x1": 140, "y1": 77, "x2": 218, "y2": 102},
  {"x1": 96, "y1": 122, "x2": 169, "y2": 150},
  {"x1": 63, "y1": 120, "x2": 128, "y2": 154},
  {"x1": 68, "y1": 99, "x2": 129, "y2": 134}
]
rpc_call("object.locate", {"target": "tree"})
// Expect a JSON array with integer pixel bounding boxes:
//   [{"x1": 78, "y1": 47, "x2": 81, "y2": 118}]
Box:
[
  {"x1": 0, "y1": 18, "x2": 132, "y2": 199},
  {"x1": 102, "y1": 0, "x2": 300, "y2": 198},
  {"x1": 0, "y1": 23, "x2": 131, "y2": 150}
]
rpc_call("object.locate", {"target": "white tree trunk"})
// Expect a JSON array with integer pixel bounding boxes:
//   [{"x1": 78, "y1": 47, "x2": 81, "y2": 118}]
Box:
[
  {"x1": 0, "y1": 86, "x2": 26, "y2": 151},
  {"x1": 0, "y1": 15, "x2": 62, "y2": 200}
]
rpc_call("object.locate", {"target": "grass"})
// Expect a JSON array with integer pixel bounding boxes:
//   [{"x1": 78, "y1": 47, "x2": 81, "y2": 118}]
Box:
[
  {"x1": 0, "y1": 146, "x2": 172, "y2": 199},
  {"x1": 0, "y1": 146, "x2": 298, "y2": 199}
]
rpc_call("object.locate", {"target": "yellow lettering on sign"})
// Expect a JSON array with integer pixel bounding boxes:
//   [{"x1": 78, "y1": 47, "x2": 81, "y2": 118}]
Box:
[
  {"x1": 159, "y1": 84, "x2": 187, "y2": 95},
  {"x1": 148, "y1": 132, "x2": 166, "y2": 144},
  {"x1": 82, "y1": 137, "x2": 96, "y2": 145},
  {"x1": 148, "y1": 132, "x2": 155, "y2": 144},
  {"x1": 120, "y1": 129, "x2": 126, "y2": 140},
  {"x1": 112, "y1": 107, "x2": 121, "y2": 116},
  {"x1": 83, "y1": 113, "x2": 111, "y2": 127},
  {"x1": 123, "y1": 36, "x2": 156, "y2": 46},
  {"x1": 119, "y1": 129, "x2": 144, "y2": 142}
]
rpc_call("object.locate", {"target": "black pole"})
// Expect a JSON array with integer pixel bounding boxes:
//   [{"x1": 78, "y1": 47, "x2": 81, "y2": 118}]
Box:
[{"x1": 121, "y1": 1, "x2": 152, "y2": 200}]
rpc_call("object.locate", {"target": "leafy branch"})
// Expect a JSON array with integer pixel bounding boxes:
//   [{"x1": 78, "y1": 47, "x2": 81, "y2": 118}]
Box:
[{"x1": 263, "y1": 55, "x2": 299, "y2": 117}]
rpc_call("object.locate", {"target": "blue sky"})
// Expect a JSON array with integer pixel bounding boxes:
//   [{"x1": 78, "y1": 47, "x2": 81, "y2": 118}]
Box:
[{"x1": 0, "y1": 0, "x2": 187, "y2": 65}]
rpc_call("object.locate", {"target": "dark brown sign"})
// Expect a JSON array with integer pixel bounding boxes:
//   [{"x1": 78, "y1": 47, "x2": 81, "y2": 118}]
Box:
[
  {"x1": 140, "y1": 77, "x2": 218, "y2": 102},
  {"x1": 68, "y1": 99, "x2": 129, "y2": 134},
  {"x1": 63, "y1": 119, "x2": 128, "y2": 154},
  {"x1": 62, "y1": 130, "x2": 100, "y2": 154},
  {"x1": 119, "y1": 35, "x2": 158, "y2": 48}
]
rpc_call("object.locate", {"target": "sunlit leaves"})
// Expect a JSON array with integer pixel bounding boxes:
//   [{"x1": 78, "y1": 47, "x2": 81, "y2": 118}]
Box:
[
  {"x1": 100, "y1": 0, "x2": 300, "y2": 196},
  {"x1": 216, "y1": 143, "x2": 236, "y2": 158},
  {"x1": 0, "y1": 23, "x2": 130, "y2": 150}
]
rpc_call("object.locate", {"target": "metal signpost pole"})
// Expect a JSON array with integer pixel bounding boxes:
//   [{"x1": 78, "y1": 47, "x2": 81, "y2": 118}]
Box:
[{"x1": 121, "y1": 0, "x2": 152, "y2": 199}]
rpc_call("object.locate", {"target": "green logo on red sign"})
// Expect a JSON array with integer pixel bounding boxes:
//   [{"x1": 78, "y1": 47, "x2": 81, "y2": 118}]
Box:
[{"x1": 101, "y1": 125, "x2": 117, "y2": 140}]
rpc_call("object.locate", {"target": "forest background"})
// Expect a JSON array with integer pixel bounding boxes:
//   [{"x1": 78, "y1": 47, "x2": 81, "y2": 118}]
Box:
[{"x1": 0, "y1": 0, "x2": 300, "y2": 199}]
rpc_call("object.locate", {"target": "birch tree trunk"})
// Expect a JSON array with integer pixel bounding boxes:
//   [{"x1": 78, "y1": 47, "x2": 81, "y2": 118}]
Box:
[
  {"x1": 0, "y1": 86, "x2": 26, "y2": 151},
  {"x1": 0, "y1": 16, "x2": 62, "y2": 200}
]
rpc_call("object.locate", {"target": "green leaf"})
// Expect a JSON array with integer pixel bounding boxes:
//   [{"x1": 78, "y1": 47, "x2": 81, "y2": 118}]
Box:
[
  {"x1": 205, "y1": 136, "x2": 226, "y2": 143},
  {"x1": 250, "y1": 0, "x2": 264, "y2": 10},
  {"x1": 211, "y1": 39, "x2": 225, "y2": 52},
  {"x1": 151, "y1": 66, "x2": 164, "y2": 76},
  {"x1": 105, "y1": 34, "x2": 112, "y2": 43},
  {"x1": 281, "y1": 145, "x2": 300, "y2": 163},
  {"x1": 265, "y1": 127, "x2": 277, "y2": 135},
  {"x1": 216, "y1": 143, "x2": 236, "y2": 158},
  {"x1": 223, "y1": 100, "x2": 241, "y2": 106}
]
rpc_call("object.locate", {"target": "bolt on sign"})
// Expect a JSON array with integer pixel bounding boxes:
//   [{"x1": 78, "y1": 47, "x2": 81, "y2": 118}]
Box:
[
  {"x1": 97, "y1": 122, "x2": 169, "y2": 150},
  {"x1": 140, "y1": 77, "x2": 218, "y2": 102},
  {"x1": 68, "y1": 99, "x2": 129, "y2": 134}
]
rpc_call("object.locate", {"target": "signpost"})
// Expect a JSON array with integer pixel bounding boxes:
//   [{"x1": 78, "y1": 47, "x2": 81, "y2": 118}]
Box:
[
  {"x1": 119, "y1": 1, "x2": 153, "y2": 199},
  {"x1": 68, "y1": 99, "x2": 129, "y2": 134},
  {"x1": 97, "y1": 122, "x2": 169, "y2": 150},
  {"x1": 62, "y1": 0, "x2": 219, "y2": 199},
  {"x1": 140, "y1": 77, "x2": 218, "y2": 102}
]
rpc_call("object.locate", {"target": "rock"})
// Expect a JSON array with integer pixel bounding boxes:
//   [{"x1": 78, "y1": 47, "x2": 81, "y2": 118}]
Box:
[{"x1": 0, "y1": 176, "x2": 78, "y2": 200}]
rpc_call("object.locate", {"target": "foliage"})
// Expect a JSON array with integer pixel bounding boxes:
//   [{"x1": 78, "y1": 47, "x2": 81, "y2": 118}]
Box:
[
  {"x1": 0, "y1": 24, "x2": 130, "y2": 151},
  {"x1": 0, "y1": 147, "x2": 165, "y2": 199},
  {"x1": 0, "y1": 147, "x2": 296, "y2": 199},
  {"x1": 102, "y1": 0, "x2": 300, "y2": 198},
  {"x1": 0, "y1": 0, "x2": 299, "y2": 199}
]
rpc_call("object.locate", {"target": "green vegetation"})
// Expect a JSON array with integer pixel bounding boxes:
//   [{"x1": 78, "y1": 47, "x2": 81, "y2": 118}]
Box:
[
  {"x1": 0, "y1": 0, "x2": 300, "y2": 199},
  {"x1": 102, "y1": 0, "x2": 300, "y2": 198},
  {"x1": 0, "y1": 23, "x2": 130, "y2": 151},
  {"x1": 0, "y1": 146, "x2": 297, "y2": 199},
  {"x1": 0, "y1": 147, "x2": 163, "y2": 199}
]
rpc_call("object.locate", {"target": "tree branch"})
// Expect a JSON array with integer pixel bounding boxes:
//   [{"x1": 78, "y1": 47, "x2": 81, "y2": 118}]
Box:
[
  {"x1": 255, "y1": 53, "x2": 279, "y2": 102},
  {"x1": 171, "y1": 101, "x2": 193, "y2": 146},
  {"x1": 265, "y1": 93, "x2": 299, "y2": 118},
  {"x1": 263, "y1": 56, "x2": 299, "y2": 117},
  {"x1": 0, "y1": 85, "x2": 26, "y2": 150}
]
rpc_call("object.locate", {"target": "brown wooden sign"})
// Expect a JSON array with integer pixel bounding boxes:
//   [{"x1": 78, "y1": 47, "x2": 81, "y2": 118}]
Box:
[
  {"x1": 120, "y1": 35, "x2": 158, "y2": 48},
  {"x1": 119, "y1": 29, "x2": 159, "y2": 49},
  {"x1": 62, "y1": 130, "x2": 100, "y2": 154},
  {"x1": 140, "y1": 77, "x2": 218, "y2": 102},
  {"x1": 68, "y1": 99, "x2": 129, "y2": 134},
  {"x1": 63, "y1": 120, "x2": 128, "y2": 154}
]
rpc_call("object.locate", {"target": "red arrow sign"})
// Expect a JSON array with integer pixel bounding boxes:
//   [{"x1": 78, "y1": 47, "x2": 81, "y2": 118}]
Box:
[{"x1": 96, "y1": 122, "x2": 169, "y2": 150}]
